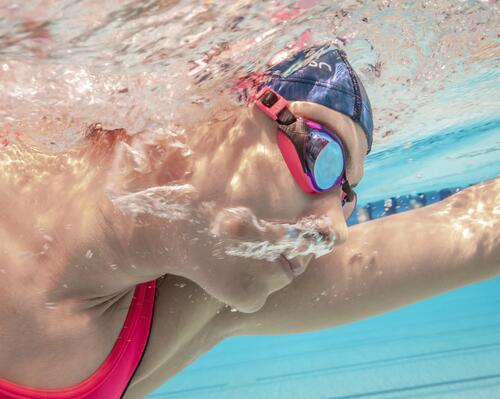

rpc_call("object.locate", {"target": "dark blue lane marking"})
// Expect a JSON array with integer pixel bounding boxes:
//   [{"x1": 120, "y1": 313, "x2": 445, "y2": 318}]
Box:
[
  {"x1": 347, "y1": 185, "x2": 465, "y2": 226},
  {"x1": 322, "y1": 373, "x2": 500, "y2": 399},
  {"x1": 256, "y1": 341, "x2": 500, "y2": 383},
  {"x1": 148, "y1": 383, "x2": 228, "y2": 398}
]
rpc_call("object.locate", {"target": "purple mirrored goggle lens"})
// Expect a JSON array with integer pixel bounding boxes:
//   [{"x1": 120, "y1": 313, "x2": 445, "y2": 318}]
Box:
[
  {"x1": 301, "y1": 123, "x2": 358, "y2": 222},
  {"x1": 298, "y1": 123, "x2": 358, "y2": 222},
  {"x1": 303, "y1": 124, "x2": 346, "y2": 192}
]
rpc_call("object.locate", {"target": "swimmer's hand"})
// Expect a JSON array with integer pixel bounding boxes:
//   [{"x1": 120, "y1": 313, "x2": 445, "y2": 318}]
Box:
[{"x1": 225, "y1": 178, "x2": 500, "y2": 335}]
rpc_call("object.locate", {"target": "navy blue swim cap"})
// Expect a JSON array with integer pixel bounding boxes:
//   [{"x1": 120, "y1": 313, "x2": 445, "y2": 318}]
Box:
[{"x1": 264, "y1": 46, "x2": 374, "y2": 153}]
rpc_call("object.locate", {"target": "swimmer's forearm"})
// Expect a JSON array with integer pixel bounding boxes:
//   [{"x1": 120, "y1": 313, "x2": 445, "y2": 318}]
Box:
[
  {"x1": 324, "y1": 182, "x2": 500, "y2": 322},
  {"x1": 228, "y1": 178, "x2": 499, "y2": 336}
]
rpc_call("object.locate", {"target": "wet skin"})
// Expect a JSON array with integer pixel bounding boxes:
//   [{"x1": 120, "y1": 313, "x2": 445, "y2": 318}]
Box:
[
  {"x1": 0, "y1": 101, "x2": 366, "y2": 391},
  {"x1": 0, "y1": 102, "x2": 498, "y2": 398}
]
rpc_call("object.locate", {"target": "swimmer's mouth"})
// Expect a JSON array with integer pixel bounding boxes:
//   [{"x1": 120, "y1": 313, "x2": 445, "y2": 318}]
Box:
[{"x1": 279, "y1": 255, "x2": 306, "y2": 278}]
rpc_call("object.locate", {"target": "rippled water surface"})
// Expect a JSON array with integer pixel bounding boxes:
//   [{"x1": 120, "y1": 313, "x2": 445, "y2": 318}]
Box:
[{"x1": 1, "y1": 0, "x2": 498, "y2": 156}]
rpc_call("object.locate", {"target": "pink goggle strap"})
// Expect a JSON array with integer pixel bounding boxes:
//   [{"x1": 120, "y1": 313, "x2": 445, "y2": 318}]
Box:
[{"x1": 276, "y1": 130, "x2": 317, "y2": 194}]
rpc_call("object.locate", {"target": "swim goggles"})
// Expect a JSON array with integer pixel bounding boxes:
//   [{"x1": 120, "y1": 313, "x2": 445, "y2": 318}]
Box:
[{"x1": 254, "y1": 86, "x2": 357, "y2": 220}]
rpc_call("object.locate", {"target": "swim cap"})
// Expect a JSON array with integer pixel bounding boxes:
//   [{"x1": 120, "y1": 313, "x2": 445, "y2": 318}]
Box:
[{"x1": 263, "y1": 46, "x2": 374, "y2": 153}]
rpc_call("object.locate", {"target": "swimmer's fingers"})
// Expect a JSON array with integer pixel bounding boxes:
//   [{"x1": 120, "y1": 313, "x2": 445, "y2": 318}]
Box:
[{"x1": 289, "y1": 101, "x2": 338, "y2": 126}]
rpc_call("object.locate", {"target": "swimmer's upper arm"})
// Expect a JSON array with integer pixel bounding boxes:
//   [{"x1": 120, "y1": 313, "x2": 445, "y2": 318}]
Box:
[{"x1": 222, "y1": 179, "x2": 500, "y2": 336}]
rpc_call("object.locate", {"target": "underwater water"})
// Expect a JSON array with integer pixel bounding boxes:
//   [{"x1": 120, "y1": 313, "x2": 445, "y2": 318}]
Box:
[{"x1": 1, "y1": 0, "x2": 499, "y2": 398}]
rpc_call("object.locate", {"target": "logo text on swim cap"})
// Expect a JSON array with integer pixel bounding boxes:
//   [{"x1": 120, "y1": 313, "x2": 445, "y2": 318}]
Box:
[{"x1": 308, "y1": 60, "x2": 332, "y2": 73}]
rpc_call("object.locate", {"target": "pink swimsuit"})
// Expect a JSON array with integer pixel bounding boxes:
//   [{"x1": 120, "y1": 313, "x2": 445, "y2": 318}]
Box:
[{"x1": 0, "y1": 280, "x2": 157, "y2": 399}]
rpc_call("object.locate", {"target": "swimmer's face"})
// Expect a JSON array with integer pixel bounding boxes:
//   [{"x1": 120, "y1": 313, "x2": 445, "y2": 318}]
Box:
[{"x1": 173, "y1": 101, "x2": 368, "y2": 313}]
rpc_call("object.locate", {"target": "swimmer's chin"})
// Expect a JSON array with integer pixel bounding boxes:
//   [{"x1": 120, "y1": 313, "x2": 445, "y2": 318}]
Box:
[
  {"x1": 229, "y1": 277, "x2": 294, "y2": 313},
  {"x1": 230, "y1": 294, "x2": 268, "y2": 314}
]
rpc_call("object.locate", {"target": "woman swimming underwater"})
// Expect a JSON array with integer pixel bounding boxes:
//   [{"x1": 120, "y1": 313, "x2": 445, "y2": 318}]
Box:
[{"x1": 0, "y1": 47, "x2": 498, "y2": 399}]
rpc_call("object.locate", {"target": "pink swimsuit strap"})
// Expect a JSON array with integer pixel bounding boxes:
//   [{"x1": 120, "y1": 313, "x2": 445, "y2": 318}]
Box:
[{"x1": 0, "y1": 280, "x2": 157, "y2": 399}]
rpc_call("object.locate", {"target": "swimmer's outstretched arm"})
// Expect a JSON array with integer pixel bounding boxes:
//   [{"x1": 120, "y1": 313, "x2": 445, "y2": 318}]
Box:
[{"x1": 226, "y1": 178, "x2": 499, "y2": 336}]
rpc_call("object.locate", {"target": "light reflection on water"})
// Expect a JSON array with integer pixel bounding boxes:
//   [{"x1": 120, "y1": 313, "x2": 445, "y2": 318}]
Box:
[{"x1": 1, "y1": 0, "x2": 498, "y2": 151}]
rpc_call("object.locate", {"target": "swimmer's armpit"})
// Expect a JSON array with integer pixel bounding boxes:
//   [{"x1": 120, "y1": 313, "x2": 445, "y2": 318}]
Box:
[
  {"x1": 81, "y1": 124, "x2": 193, "y2": 193},
  {"x1": 81, "y1": 123, "x2": 132, "y2": 160},
  {"x1": 222, "y1": 178, "x2": 500, "y2": 336}
]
